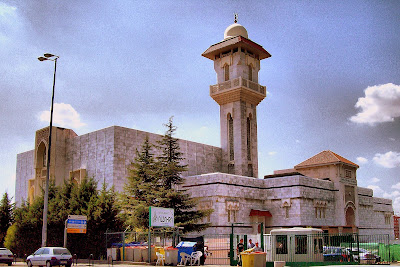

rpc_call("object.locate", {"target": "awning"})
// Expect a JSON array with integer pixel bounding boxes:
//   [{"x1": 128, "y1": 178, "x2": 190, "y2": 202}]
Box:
[{"x1": 249, "y1": 209, "x2": 272, "y2": 217}]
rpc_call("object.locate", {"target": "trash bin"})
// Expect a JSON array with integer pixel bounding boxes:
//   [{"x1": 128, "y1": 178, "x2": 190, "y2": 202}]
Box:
[
  {"x1": 132, "y1": 246, "x2": 142, "y2": 262},
  {"x1": 155, "y1": 247, "x2": 165, "y2": 255},
  {"x1": 252, "y1": 252, "x2": 266, "y2": 267},
  {"x1": 181, "y1": 236, "x2": 205, "y2": 264},
  {"x1": 274, "y1": 261, "x2": 285, "y2": 267},
  {"x1": 164, "y1": 247, "x2": 179, "y2": 266},
  {"x1": 125, "y1": 247, "x2": 134, "y2": 261},
  {"x1": 177, "y1": 241, "x2": 197, "y2": 264},
  {"x1": 241, "y1": 252, "x2": 254, "y2": 267},
  {"x1": 119, "y1": 247, "x2": 125, "y2": 261},
  {"x1": 142, "y1": 246, "x2": 156, "y2": 262}
]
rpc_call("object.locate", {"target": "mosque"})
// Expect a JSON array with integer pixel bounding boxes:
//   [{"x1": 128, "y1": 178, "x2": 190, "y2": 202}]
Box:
[{"x1": 15, "y1": 20, "x2": 394, "y2": 239}]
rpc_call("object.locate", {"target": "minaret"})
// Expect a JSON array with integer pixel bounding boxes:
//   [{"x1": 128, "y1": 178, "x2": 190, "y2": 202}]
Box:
[{"x1": 202, "y1": 19, "x2": 271, "y2": 177}]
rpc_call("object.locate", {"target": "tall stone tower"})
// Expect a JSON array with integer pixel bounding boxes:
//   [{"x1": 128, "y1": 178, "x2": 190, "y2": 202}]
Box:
[{"x1": 202, "y1": 20, "x2": 271, "y2": 177}]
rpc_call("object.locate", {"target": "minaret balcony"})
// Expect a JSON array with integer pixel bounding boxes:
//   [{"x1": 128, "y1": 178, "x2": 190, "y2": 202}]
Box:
[{"x1": 210, "y1": 77, "x2": 266, "y2": 105}]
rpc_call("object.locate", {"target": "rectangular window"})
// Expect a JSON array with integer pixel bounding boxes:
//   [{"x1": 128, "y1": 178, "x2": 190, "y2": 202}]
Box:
[
  {"x1": 224, "y1": 65, "x2": 230, "y2": 81},
  {"x1": 295, "y1": 235, "x2": 307, "y2": 254},
  {"x1": 247, "y1": 117, "x2": 251, "y2": 160},
  {"x1": 276, "y1": 235, "x2": 288, "y2": 254},
  {"x1": 248, "y1": 65, "x2": 253, "y2": 81},
  {"x1": 345, "y1": 170, "x2": 352, "y2": 178}
]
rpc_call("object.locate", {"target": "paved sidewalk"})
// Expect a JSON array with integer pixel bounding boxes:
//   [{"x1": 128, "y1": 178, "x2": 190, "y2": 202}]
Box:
[{"x1": 8, "y1": 261, "x2": 400, "y2": 267}]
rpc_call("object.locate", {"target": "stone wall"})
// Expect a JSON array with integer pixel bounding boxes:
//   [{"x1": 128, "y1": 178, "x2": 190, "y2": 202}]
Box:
[
  {"x1": 15, "y1": 150, "x2": 34, "y2": 205},
  {"x1": 16, "y1": 126, "x2": 223, "y2": 203}
]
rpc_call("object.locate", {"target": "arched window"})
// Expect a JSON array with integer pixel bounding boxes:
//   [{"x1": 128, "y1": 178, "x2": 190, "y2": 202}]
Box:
[
  {"x1": 247, "y1": 116, "x2": 251, "y2": 161},
  {"x1": 224, "y1": 64, "x2": 230, "y2": 81},
  {"x1": 228, "y1": 113, "x2": 234, "y2": 161},
  {"x1": 345, "y1": 206, "x2": 355, "y2": 226},
  {"x1": 36, "y1": 142, "x2": 47, "y2": 168}
]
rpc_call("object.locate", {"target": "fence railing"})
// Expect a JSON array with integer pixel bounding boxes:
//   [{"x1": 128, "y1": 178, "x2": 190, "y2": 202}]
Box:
[{"x1": 264, "y1": 233, "x2": 390, "y2": 265}]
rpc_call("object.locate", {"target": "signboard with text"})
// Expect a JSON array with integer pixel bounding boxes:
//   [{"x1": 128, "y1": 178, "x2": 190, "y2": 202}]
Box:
[
  {"x1": 67, "y1": 215, "x2": 87, "y2": 233},
  {"x1": 149, "y1": 207, "x2": 174, "y2": 227}
]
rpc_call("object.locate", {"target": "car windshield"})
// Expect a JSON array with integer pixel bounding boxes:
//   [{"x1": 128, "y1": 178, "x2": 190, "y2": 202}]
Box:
[
  {"x1": 53, "y1": 248, "x2": 71, "y2": 255},
  {"x1": 0, "y1": 248, "x2": 12, "y2": 255}
]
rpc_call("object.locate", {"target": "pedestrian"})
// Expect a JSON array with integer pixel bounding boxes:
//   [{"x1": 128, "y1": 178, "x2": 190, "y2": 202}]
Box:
[
  {"x1": 248, "y1": 239, "x2": 255, "y2": 248},
  {"x1": 253, "y1": 242, "x2": 263, "y2": 252},
  {"x1": 237, "y1": 238, "x2": 244, "y2": 266}
]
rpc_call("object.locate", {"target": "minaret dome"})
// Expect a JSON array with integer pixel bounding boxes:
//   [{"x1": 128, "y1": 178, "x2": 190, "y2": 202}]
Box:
[{"x1": 224, "y1": 23, "x2": 248, "y2": 39}]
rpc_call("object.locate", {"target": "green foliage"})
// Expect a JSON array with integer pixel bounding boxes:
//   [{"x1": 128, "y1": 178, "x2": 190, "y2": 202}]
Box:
[
  {"x1": 119, "y1": 136, "x2": 161, "y2": 229},
  {"x1": 6, "y1": 178, "x2": 123, "y2": 258},
  {"x1": 121, "y1": 117, "x2": 212, "y2": 232},
  {"x1": 0, "y1": 192, "x2": 14, "y2": 246}
]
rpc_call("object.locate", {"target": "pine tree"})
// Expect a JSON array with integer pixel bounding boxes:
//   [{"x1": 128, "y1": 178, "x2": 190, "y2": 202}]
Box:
[
  {"x1": 120, "y1": 136, "x2": 161, "y2": 229},
  {"x1": 157, "y1": 117, "x2": 187, "y2": 189},
  {"x1": 156, "y1": 117, "x2": 211, "y2": 232},
  {"x1": 0, "y1": 192, "x2": 14, "y2": 246}
]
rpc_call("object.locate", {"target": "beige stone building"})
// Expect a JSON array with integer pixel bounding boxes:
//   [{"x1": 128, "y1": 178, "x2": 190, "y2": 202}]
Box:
[{"x1": 15, "y1": 21, "x2": 394, "y2": 239}]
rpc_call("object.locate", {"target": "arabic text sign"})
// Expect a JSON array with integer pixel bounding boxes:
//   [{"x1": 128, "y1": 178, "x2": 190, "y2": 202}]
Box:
[{"x1": 149, "y1": 207, "x2": 174, "y2": 227}]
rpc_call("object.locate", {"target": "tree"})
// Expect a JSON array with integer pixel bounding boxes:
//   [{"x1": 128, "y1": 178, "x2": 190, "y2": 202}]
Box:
[
  {"x1": 120, "y1": 118, "x2": 211, "y2": 232},
  {"x1": 0, "y1": 192, "x2": 14, "y2": 246},
  {"x1": 5, "y1": 178, "x2": 122, "y2": 258},
  {"x1": 156, "y1": 117, "x2": 211, "y2": 232},
  {"x1": 120, "y1": 136, "x2": 162, "y2": 229},
  {"x1": 156, "y1": 117, "x2": 187, "y2": 189}
]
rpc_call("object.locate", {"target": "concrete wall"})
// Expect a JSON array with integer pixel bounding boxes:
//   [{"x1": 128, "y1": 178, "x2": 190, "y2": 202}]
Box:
[{"x1": 15, "y1": 150, "x2": 34, "y2": 205}]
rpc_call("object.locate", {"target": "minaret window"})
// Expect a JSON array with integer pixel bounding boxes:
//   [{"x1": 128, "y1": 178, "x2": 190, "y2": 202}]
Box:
[
  {"x1": 228, "y1": 114, "x2": 234, "y2": 161},
  {"x1": 224, "y1": 64, "x2": 230, "y2": 81},
  {"x1": 247, "y1": 116, "x2": 251, "y2": 160},
  {"x1": 248, "y1": 65, "x2": 253, "y2": 81}
]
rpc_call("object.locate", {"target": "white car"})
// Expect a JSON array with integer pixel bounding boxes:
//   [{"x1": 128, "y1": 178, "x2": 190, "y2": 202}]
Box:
[
  {"x1": 26, "y1": 247, "x2": 72, "y2": 267},
  {"x1": 0, "y1": 248, "x2": 14, "y2": 266}
]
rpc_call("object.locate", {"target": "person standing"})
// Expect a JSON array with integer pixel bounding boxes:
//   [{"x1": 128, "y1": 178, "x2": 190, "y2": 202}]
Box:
[
  {"x1": 237, "y1": 238, "x2": 244, "y2": 266},
  {"x1": 253, "y1": 242, "x2": 263, "y2": 252},
  {"x1": 248, "y1": 239, "x2": 255, "y2": 248}
]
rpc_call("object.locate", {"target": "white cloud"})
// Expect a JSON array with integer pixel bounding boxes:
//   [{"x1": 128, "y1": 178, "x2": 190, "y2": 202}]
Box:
[
  {"x1": 268, "y1": 151, "x2": 277, "y2": 156},
  {"x1": 356, "y1": 157, "x2": 368, "y2": 164},
  {"x1": 349, "y1": 83, "x2": 400, "y2": 125},
  {"x1": 373, "y1": 151, "x2": 400, "y2": 168},
  {"x1": 371, "y1": 177, "x2": 380, "y2": 183},
  {"x1": 392, "y1": 182, "x2": 400, "y2": 190},
  {"x1": 38, "y1": 103, "x2": 86, "y2": 129},
  {"x1": 366, "y1": 184, "x2": 400, "y2": 214},
  {"x1": 383, "y1": 190, "x2": 400, "y2": 199},
  {"x1": 295, "y1": 139, "x2": 300, "y2": 143}
]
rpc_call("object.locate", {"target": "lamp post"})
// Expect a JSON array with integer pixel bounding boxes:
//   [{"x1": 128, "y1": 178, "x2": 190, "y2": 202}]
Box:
[{"x1": 38, "y1": 53, "x2": 59, "y2": 247}]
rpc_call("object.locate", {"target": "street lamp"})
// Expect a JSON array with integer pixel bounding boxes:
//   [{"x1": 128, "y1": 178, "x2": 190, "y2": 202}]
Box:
[{"x1": 38, "y1": 53, "x2": 59, "y2": 247}]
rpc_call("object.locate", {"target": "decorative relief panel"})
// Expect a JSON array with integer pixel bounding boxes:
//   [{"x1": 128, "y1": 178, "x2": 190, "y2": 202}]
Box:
[
  {"x1": 226, "y1": 200, "x2": 239, "y2": 211},
  {"x1": 345, "y1": 185, "x2": 355, "y2": 204}
]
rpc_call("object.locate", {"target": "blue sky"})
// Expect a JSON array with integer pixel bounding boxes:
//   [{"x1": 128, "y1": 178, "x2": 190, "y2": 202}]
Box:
[{"x1": 1, "y1": 1, "x2": 399, "y2": 213}]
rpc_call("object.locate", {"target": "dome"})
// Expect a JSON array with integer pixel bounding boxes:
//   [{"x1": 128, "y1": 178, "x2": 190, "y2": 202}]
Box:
[{"x1": 224, "y1": 23, "x2": 248, "y2": 39}]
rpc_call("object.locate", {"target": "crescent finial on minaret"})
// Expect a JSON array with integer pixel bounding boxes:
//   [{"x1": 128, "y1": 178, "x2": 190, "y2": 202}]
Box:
[{"x1": 234, "y1": 13, "x2": 238, "y2": 23}]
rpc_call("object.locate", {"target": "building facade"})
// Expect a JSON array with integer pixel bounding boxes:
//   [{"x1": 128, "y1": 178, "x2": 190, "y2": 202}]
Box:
[{"x1": 15, "y1": 21, "x2": 394, "y2": 239}]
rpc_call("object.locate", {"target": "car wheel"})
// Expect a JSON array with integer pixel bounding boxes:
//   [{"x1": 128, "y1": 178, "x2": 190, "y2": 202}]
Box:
[
  {"x1": 27, "y1": 260, "x2": 33, "y2": 267},
  {"x1": 8, "y1": 263, "x2": 12, "y2": 266},
  {"x1": 46, "y1": 261, "x2": 51, "y2": 267}
]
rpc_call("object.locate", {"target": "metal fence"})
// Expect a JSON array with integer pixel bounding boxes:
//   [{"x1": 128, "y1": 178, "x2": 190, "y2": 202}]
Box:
[
  {"x1": 264, "y1": 233, "x2": 391, "y2": 265},
  {"x1": 183, "y1": 234, "x2": 231, "y2": 265}
]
